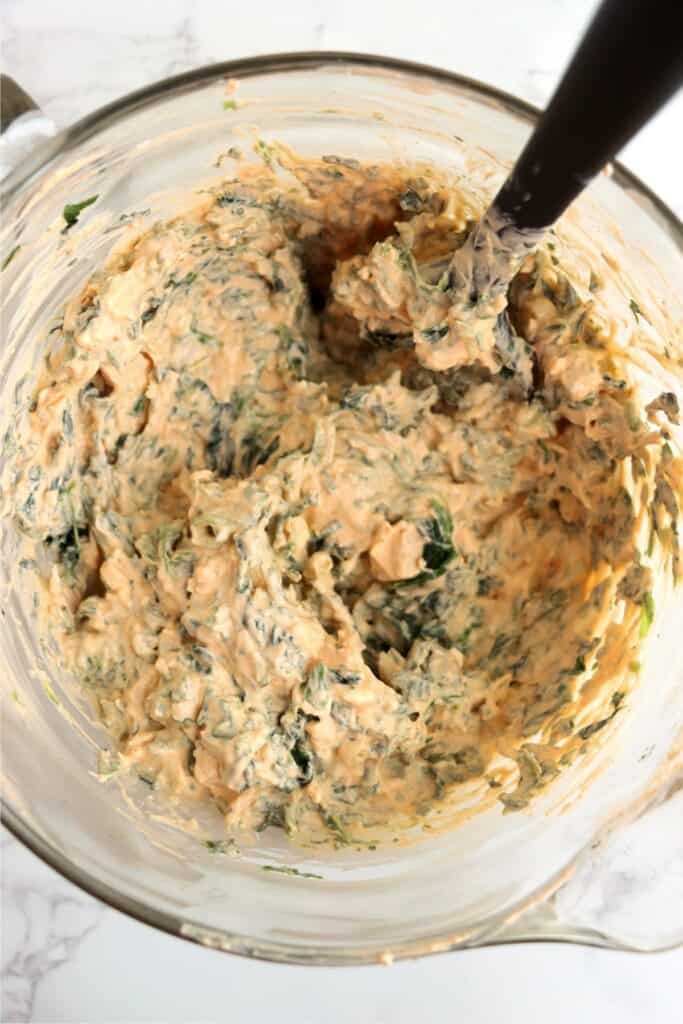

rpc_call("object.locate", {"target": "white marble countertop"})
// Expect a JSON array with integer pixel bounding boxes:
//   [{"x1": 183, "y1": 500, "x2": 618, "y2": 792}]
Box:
[{"x1": 1, "y1": 1, "x2": 681, "y2": 1021}]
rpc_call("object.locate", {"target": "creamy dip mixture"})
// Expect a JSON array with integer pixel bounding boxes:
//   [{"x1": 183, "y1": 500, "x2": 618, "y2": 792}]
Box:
[{"x1": 3, "y1": 147, "x2": 681, "y2": 845}]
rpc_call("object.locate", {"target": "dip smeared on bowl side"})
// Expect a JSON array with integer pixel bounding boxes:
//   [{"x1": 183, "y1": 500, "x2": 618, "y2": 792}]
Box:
[{"x1": 3, "y1": 147, "x2": 681, "y2": 846}]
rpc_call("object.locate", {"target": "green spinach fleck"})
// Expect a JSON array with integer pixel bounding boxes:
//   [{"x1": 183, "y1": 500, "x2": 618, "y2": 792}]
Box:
[
  {"x1": 629, "y1": 299, "x2": 644, "y2": 323},
  {"x1": 399, "y1": 189, "x2": 423, "y2": 213},
  {"x1": 291, "y1": 739, "x2": 314, "y2": 784},
  {"x1": 399, "y1": 499, "x2": 455, "y2": 587},
  {"x1": 63, "y1": 195, "x2": 98, "y2": 229},
  {"x1": 141, "y1": 298, "x2": 161, "y2": 325},
  {"x1": 420, "y1": 324, "x2": 449, "y2": 344},
  {"x1": 1, "y1": 245, "x2": 21, "y2": 271},
  {"x1": 639, "y1": 591, "x2": 655, "y2": 638},
  {"x1": 262, "y1": 865, "x2": 323, "y2": 879},
  {"x1": 206, "y1": 404, "x2": 235, "y2": 478},
  {"x1": 304, "y1": 664, "x2": 331, "y2": 713},
  {"x1": 202, "y1": 838, "x2": 238, "y2": 855}
]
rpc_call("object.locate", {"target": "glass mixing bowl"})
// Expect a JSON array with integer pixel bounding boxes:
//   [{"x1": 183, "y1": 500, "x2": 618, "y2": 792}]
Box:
[{"x1": 1, "y1": 54, "x2": 682, "y2": 965}]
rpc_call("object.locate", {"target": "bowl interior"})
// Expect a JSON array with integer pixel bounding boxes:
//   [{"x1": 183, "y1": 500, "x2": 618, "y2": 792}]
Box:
[{"x1": 2, "y1": 57, "x2": 682, "y2": 963}]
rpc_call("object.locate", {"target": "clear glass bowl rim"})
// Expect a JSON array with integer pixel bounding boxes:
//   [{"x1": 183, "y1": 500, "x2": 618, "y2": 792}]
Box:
[{"x1": 2, "y1": 50, "x2": 681, "y2": 966}]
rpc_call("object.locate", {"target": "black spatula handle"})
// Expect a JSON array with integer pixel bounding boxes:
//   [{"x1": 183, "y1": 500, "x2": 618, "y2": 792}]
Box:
[{"x1": 493, "y1": 0, "x2": 683, "y2": 230}]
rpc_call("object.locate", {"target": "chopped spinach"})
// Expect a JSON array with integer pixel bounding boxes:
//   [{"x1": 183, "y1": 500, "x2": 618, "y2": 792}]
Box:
[
  {"x1": 364, "y1": 328, "x2": 413, "y2": 350},
  {"x1": 62, "y1": 407, "x2": 74, "y2": 441},
  {"x1": 141, "y1": 298, "x2": 161, "y2": 325},
  {"x1": 184, "y1": 645, "x2": 213, "y2": 675},
  {"x1": 304, "y1": 664, "x2": 331, "y2": 713},
  {"x1": 62, "y1": 195, "x2": 98, "y2": 229},
  {"x1": 167, "y1": 271, "x2": 197, "y2": 289},
  {"x1": 46, "y1": 525, "x2": 89, "y2": 575},
  {"x1": 322, "y1": 154, "x2": 361, "y2": 170},
  {"x1": 240, "y1": 432, "x2": 280, "y2": 475},
  {"x1": 639, "y1": 592, "x2": 655, "y2": 638},
  {"x1": 206, "y1": 403, "x2": 235, "y2": 477},
  {"x1": 420, "y1": 324, "x2": 449, "y2": 343},
  {"x1": 262, "y1": 865, "x2": 322, "y2": 879},
  {"x1": 398, "y1": 499, "x2": 455, "y2": 587},
  {"x1": 323, "y1": 812, "x2": 353, "y2": 845},
  {"x1": 629, "y1": 299, "x2": 644, "y2": 323},
  {"x1": 647, "y1": 392, "x2": 679, "y2": 424},
  {"x1": 1, "y1": 245, "x2": 21, "y2": 271},
  {"x1": 290, "y1": 739, "x2": 314, "y2": 784},
  {"x1": 278, "y1": 325, "x2": 308, "y2": 379},
  {"x1": 202, "y1": 839, "x2": 237, "y2": 855},
  {"x1": 398, "y1": 189, "x2": 423, "y2": 213},
  {"x1": 329, "y1": 667, "x2": 362, "y2": 685}
]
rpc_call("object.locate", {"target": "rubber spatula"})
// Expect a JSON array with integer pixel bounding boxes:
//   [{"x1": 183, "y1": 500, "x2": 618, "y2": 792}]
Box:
[{"x1": 451, "y1": 0, "x2": 683, "y2": 311}]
